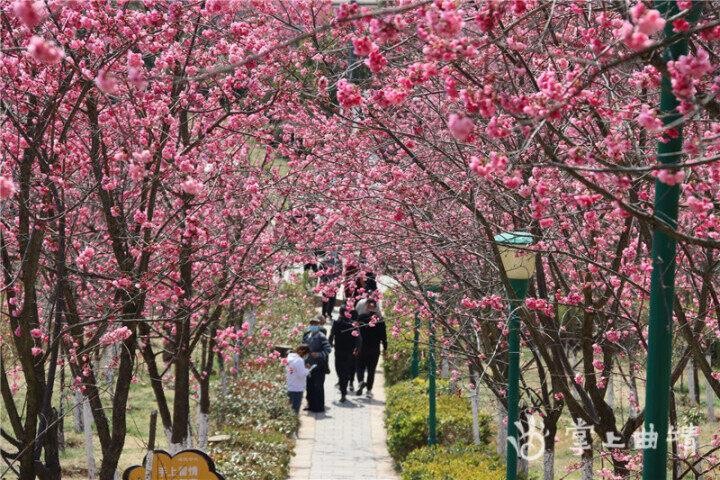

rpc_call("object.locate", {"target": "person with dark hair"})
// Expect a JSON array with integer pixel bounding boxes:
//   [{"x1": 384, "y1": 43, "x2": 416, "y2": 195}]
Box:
[
  {"x1": 343, "y1": 260, "x2": 363, "y2": 302},
  {"x1": 303, "y1": 248, "x2": 325, "y2": 273},
  {"x1": 303, "y1": 317, "x2": 332, "y2": 412},
  {"x1": 286, "y1": 345, "x2": 311, "y2": 414},
  {"x1": 329, "y1": 304, "x2": 361, "y2": 402},
  {"x1": 355, "y1": 299, "x2": 387, "y2": 398},
  {"x1": 364, "y1": 271, "x2": 378, "y2": 296},
  {"x1": 318, "y1": 251, "x2": 341, "y2": 319}
]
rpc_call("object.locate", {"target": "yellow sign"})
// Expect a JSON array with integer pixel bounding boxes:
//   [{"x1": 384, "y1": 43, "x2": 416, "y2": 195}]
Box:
[{"x1": 123, "y1": 450, "x2": 224, "y2": 480}]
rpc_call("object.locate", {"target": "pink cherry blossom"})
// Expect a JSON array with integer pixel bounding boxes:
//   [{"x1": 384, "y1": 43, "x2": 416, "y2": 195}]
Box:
[
  {"x1": 180, "y1": 177, "x2": 204, "y2": 196},
  {"x1": 352, "y1": 36, "x2": 375, "y2": 57},
  {"x1": 635, "y1": 8, "x2": 665, "y2": 35},
  {"x1": 605, "y1": 330, "x2": 621, "y2": 343},
  {"x1": 656, "y1": 168, "x2": 685, "y2": 186},
  {"x1": 447, "y1": 113, "x2": 474, "y2": 141},
  {"x1": 636, "y1": 104, "x2": 663, "y2": 131},
  {"x1": 366, "y1": 49, "x2": 388, "y2": 74},
  {"x1": 427, "y1": 7, "x2": 464, "y2": 38},
  {"x1": 12, "y1": 0, "x2": 44, "y2": 28},
  {"x1": 686, "y1": 196, "x2": 712, "y2": 215},
  {"x1": 673, "y1": 19, "x2": 690, "y2": 32},
  {"x1": 337, "y1": 79, "x2": 362, "y2": 108},
  {"x1": 27, "y1": 36, "x2": 63, "y2": 64},
  {"x1": 0, "y1": 176, "x2": 16, "y2": 199},
  {"x1": 99, "y1": 327, "x2": 133, "y2": 346},
  {"x1": 95, "y1": 69, "x2": 118, "y2": 94}
]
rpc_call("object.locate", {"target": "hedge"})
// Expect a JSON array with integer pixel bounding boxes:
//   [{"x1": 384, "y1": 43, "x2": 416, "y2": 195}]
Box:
[
  {"x1": 384, "y1": 334, "x2": 419, "y2": 386},
  {"x1": 400, "y1": 444, "x2": 504, "y2": 480},
  {"x1": 385, "y1": 378, "x2": 493, "y2": 463}
]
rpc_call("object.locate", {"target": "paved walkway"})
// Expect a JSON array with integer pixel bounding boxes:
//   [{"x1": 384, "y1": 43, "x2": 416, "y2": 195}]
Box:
[{"x1": 288, "y1": 352, "x2": 398, "y2": 480}]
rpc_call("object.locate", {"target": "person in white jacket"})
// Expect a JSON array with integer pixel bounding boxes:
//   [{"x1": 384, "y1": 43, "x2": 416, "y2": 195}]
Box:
[{"x1": 286, "y1": 345, "x2": 311, "y2": 413}]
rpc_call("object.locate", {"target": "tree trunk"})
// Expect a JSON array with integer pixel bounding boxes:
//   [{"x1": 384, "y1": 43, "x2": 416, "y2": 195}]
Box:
[
  {"x1": 243, "y1": 306, "x2": 257, "y2": 335},
  {"x1": 57, "y1": 406, "x2": 65, "y2": 453},
  {"x1": 687, "y1": 359, "x2": 698, "y2": 405},
  {"x1": 693, "y1": 360, "x2": 701, "y2": 405},
  {"x1": 543, "y1": 450, "x2": 554, "y2": 480},
  {"x1": 186, "y1": 423, "x2": 194, "y2": 449},
  {"x1": 470, "y1": 372, "x2": 481, "y2": 445},
  {"x1": 82, "y1": 398, "x2": 96, "y2": 480},
  {"x1": 441, "y1": 357, "x2": 450, "y2": 379},
  {"x1": 95, "y1": 330, "x2": 139, "y2": 480},
  {"x1": 58, "y1": 369, "x2": 66, "y2": 453},
  {"x1": 581, "y1": 448, "x2": 593, "y2": 480},
  {"x1": 518, "y1": 411, "x2": 529, "y2": 477},
  {"x1": 219, "y1": 355, "x2": 228, "y2": 399},
  {"x1": 170, "y1": 230, "x2": 192, "y2": 452},
  {"x1": 543, "y1": 416, "x2": 558, "y2": 480},
  {"x1": 74, "y1": 390, "x2": 84, "y2": 433},
  {"x1": 706, "y1": 354, "x2": 716, "y2": 422},
  {"x1": 104, "y1": 345, "x2": 116, "y2": 397},
  {"x1": 496, "y1": 397, "x2": 507, "y2": 457},
  {"x1": 197, "y1": 405, "x2": 209, "y2": 452},
  {"x1": 197, "y1": 332, "x2": 215, "y2": 452},
  {"x1": 605, "y1": 373, "x2": 614, "y2": 410},
  {"x1": 169, "y1": 347, "x2": 191, "y2": 453},
  {"x1": 629, "y1": 363, "x2": 640, "y2": 418}
]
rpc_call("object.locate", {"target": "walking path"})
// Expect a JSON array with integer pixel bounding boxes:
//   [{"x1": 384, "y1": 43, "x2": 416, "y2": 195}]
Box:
[{"x1": 288, "y1": 352, "x2": 398, "y2": 480}]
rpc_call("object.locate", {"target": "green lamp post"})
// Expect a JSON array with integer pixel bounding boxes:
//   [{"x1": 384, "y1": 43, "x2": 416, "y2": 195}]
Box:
[
  {"x1": 495, "y1": 232, "x2": 536, "y2": 480},
  {"x1": 643, "y1": 2, "x2": 699, "y2": 479}
]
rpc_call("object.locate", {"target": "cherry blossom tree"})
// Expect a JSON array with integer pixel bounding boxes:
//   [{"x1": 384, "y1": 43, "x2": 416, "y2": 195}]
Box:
[
  {"x1": 0, "y1": 0, "x2": 322, "y2": 477},
  {"x1": 4, "y1": 1, "x2": 720, "y2": 479},
  {"x1": 268, "y1": 0, "x2": 720, "y2": 478}
]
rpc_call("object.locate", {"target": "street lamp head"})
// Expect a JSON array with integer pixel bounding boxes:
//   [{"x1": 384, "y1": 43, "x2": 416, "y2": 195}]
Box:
[{"x1": 494, "y1": 231, "x2": 536, "y2": 280}]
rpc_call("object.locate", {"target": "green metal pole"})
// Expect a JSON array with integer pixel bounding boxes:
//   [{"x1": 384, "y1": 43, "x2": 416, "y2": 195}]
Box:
[
  {"x1": 427, "y1": 315, "x2": 437, "y2": 446},
  {"x1": 411, "y1": 312, "x2": 421, "y2": 378},
  {"x1": 505, "y1": 278, "x2": 529, "y2": 480},
  {"x1": 643, "y1": 3, "x2": 699, "y2": 479}
]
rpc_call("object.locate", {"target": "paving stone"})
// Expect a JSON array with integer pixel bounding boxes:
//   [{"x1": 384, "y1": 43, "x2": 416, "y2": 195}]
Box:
[{"x1": 288, "y1": 351, "x2": 399, "y2": 480}]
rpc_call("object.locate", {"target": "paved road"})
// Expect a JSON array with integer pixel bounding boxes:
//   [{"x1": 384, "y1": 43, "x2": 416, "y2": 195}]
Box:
[{"x1": 287, "y1": 352, "x2": 398, "y2": 480}]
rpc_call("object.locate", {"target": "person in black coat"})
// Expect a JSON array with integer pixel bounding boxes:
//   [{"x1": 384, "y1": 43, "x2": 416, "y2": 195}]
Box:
[
  {"x1": 318, "y1": 251, "x2": 341, "y2": 319},
  {"x1": 355, "y1": 300, "x2": 387, "y2": 398},
  {"x1": 364, "y1": 271, "x2": 378, "y2": 296},
  {"x1": 302, "y1": 317, "x2": 332, "y2": 412},
  {"x1": 329, "y1": 304, "x2": 362, "y2": 402}
]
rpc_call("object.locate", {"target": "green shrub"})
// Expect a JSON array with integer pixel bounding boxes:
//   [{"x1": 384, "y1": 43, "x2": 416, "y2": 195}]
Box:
[
  {"x1": 401, "y1": 444, "x2": 503, "y2": 480},
  {"x1": 385, "y1": 334, "x2": 419, "y2": 386},
  {"x1": 385, "y1": 378, "x2": 492, "y2": 463}
]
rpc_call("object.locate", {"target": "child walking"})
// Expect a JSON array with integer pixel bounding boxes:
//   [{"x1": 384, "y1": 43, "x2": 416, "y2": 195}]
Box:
[{"x1": 286, "y1": 345, "x2": 311, "y2": 413}]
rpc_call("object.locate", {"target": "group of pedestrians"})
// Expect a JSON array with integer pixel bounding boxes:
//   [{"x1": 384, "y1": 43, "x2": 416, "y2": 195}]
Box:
[
  {"x1": 330, "y1": 298, "x2": 387, "y2": 402},
  {"x1": 286, "y1": 257, "x2": 387, "y2": 413}
]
